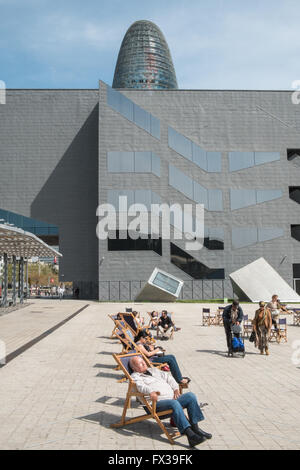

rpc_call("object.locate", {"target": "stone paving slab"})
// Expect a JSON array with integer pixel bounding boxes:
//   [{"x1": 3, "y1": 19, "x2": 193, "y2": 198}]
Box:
[
  {"x1": 0, "y1": 301, "x2": 299, "y2": 450},
  {"x1": 0, "y1": 299, "x2": 89, "y2": 356}
]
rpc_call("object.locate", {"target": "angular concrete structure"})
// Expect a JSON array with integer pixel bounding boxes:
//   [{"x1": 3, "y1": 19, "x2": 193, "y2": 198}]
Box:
[
  {"x1": 230, "y1": 258, "x2": 300, "y2": 302},
  {"x1": 135, "y1": 268, "x2": 184, "y2": 302}
]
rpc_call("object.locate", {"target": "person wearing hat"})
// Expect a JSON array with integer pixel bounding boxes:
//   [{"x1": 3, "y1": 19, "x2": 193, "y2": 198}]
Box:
[{"x1": 252, "y1": 301, "x2": 272, "y2": 355}]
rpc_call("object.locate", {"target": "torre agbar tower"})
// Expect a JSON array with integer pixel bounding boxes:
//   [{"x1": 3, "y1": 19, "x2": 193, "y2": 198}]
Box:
[
  {"x1": 1, "y1": 20, "x2": 300, "y2": 300},
  {"x1": 112, "y1": 20, "x2": 178, "y2": 90}
]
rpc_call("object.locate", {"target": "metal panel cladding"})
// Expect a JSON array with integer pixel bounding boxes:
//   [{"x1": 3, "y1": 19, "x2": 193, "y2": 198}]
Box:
[{"x1": 112, "y1": 20, "x2": 178, "y2": 90}]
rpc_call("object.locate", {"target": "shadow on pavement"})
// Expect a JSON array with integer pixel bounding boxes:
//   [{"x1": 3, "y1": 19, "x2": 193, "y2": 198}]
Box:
[
  {"x1": 77, "y1": 410, "x2": 190, "y2": 448},
  {"x1": 93, "y1": 363, "x2": 116, "y2": 369},
  {"x1": 196, "y1": 349, "x2": 257, "y2": 356},
  {"x1": 96, "y1": 371, "x2": 122, "y2": 379}
]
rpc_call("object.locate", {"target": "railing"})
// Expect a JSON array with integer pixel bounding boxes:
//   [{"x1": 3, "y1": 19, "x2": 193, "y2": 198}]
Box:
[{"x1": 99, "y1": 279, "x2": 235, "y2": 301}]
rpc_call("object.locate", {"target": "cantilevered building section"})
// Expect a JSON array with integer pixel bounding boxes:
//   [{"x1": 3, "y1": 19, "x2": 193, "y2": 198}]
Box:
[{"x1": 112, "y1": 20, "x2": 178, "y2": 90}]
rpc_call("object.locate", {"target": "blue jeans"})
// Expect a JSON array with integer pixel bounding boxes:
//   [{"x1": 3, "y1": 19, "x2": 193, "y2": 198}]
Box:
[
  {"x1": 151, "y1": 354, "x2": 183, "y2": 383},
  {"x1": 156, "y1": 392, "x2": 204, "y2": 434}
]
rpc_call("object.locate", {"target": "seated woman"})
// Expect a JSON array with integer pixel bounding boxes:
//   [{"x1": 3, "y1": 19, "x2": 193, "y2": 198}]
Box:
[
  {"x1": 132, "y1": 311, "x2": 145, "y2": 327},
  {"x1": 149, "y1": 310, "x2": 159, "y2": 329},
  {"x1": 134, "y1": 330, "x2": 190, "y2": 386},
  {"x1": 267, "y1": 294, "x2": 288, "y2": 332}
]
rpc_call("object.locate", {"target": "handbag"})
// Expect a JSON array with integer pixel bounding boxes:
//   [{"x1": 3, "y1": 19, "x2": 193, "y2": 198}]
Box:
[{"x1": 249, "y1": 330, "x2": 256, "y2": 343}]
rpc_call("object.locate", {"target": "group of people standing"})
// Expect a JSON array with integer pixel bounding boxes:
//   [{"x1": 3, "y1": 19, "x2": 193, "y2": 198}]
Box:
[{"x1": 223, "y1": 295, "x2": 289, "y2": 356}]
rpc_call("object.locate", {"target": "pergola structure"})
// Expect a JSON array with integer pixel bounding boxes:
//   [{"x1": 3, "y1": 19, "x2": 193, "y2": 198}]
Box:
[{"x1": 0, "y1": 223, "x2": 62, "y2": 307}]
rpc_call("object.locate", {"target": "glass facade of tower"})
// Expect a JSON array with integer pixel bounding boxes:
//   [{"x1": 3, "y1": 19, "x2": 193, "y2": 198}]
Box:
[{"x1": 112, "y1": 20, "x2": 178, "y2": 90}]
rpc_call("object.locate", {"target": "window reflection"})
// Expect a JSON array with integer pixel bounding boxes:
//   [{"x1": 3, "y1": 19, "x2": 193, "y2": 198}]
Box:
[
  {"x1": 108, "y1": 230, "x2": 162, "y2": 255},
  {"x1": 106, "y1": 85, "x2": 160, "y2": 139},
  {"x1": 168, "y1": 127, "x2": 221, "y2": 172},
  {"x1": 107, "y1": 151, "x2": 160, "y2": 176},
  {"x1": 170, "y1": 243, "x2": 225, "y2": 279}
]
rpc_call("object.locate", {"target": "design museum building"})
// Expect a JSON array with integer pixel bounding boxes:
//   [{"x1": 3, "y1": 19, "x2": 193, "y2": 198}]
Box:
[{"x1": 0, "y1": 21, "x2": 300, "y2": 300}]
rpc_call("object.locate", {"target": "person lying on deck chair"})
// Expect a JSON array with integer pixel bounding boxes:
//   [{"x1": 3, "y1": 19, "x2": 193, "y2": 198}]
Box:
[
  {"x1": 134, "y1": 330, "x2": 190, "y2": 386},
  {"x1": 129, "y1": 356, "x2": 212, "y2": 448}
]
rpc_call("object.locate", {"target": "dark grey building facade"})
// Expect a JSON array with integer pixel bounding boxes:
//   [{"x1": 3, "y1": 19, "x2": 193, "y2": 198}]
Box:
[{"x1": 1, "y1": 21, "x2": 300, "y2": 300}]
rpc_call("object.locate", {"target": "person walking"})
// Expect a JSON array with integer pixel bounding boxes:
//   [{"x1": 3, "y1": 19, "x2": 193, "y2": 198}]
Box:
[
  {"x1": 58, "y1": 284, "x2": 64, "y2": 300},
  {"x1": 222, "y1": 300, "x2": 244, "y2": 355},
  {"x1": 253, "y1": 301, "x2": 272, "y2": 355}
]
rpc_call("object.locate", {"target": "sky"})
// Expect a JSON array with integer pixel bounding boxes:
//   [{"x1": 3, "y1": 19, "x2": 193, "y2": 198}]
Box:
[{"x1": 0, "y1": 0, "x2": 300, "y2": 90}]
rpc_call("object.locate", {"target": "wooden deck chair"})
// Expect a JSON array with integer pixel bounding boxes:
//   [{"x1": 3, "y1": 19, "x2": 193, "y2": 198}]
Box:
[
  {"x1": 115, "y1": 321, "x2": 167, "y2": 368},
  {"x1": 268, "y1": 324, "x2": 279, "y2": 343},
  {"x1": 293, "y1": 309, "x2": 300, "y2": 326},
  {"x1": 108, "y1": 314, "x2": 122, "y2": 339},
  {"x1": 114, "y1": 323, "x2": 188, "y2": 392},
  {"x1": 243, "y1": 315, "x2": 253, "y2": 338},
  {"x1": 147, "y1": 311, "x2": 159, "y2": 329},
  {"x1": 202, "y1": 308, "x2": 211, "y2": 326},
  {"x1": 217, "y1": 307, "x2": 225, "y2": 326},
  {"x1": 277, "y1": 318, "x2": 288, "y2": 343},
  {"x1": 120, "y1": 312, "x2": 154, "y2": 341},
  {"x1": 110, "y1": 352, "x2": 182, "y2": 445},
  {"x1": 114, "y1": 324, "x2": 135, "y2": 354}
]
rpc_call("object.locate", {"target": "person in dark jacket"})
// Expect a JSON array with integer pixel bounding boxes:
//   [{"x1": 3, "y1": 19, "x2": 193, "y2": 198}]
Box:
[
  {"x1": 222, "y1": 300, "x2": 244, "y2": 354},
  {"x1": 157, "y1": 310, "x2": 175, "y2": 339}
]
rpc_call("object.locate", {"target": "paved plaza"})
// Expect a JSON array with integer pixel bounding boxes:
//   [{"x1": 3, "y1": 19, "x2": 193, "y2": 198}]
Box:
[{"x1": 0, "y1": 300, "x2": 300, "y2": 450}]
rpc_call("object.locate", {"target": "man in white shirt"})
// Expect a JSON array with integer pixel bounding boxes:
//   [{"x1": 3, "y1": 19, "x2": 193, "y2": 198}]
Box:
[{"x1": 130, "y1": 356, "x2": 212, "y2": 447}]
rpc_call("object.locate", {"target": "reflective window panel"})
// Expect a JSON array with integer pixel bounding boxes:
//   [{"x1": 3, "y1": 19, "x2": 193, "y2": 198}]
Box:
[
  {"x1": 133, "y1": 104, "x2": 151, "y2": 133},
  {"x1": 256, "y1": 189, "x2": 282, "y2": 204},
  {"x1": 134, "y1": 190, "x2": 152, "y2": 211},
  {"x1": 208, "y1": 189, "x2": 223, "y2": 211},
  {"x1": 232, "y1": 228, "x2": 258, "y2": 249},
  {"x1": 150, "y1": 115, "x2": 161, "y2": 139},
  {"x1": 107, "y1": 151, "x2": 134, "y2": 172},
  {"x1": 192, "y1": 143, "x2": 207, "y2": 171},
  {"x1": 229, "y1": 152, "x2": 255, "y2": 172},
  {"x1": 151, "y1": 152, "x2": 161, "y2": 177},
  {"x1": 230, "y1": 190, "x2": 257, "y2": 210},
  {"x1": 152, "y1": 271, "x2": 180, "y2": 294},
  {"x1": 207, "y1": 152, "x2": 222, "y2": 173},
  {"x1": 169, "y1": 164, "x2": 193, "y2": 200},
  {"x1": 255, "y1": 152, "x2": 280, "y2": 166},
  {"x1": 193, "y1": 181, "x2": 208, "y2": 208},
  {"x1": 258, "y1": 228, "x2": 284, "y2": 242},
  {"x1": 106, "y1": 85, "x2": 160, "y2": 140},
  {"x1": 107, "y1": 190, "x2": 134, "y2": 210},
  {"x1": 134, "y1": 151, "x2": 152, "y2": 173},
  {"x1": 168, "y1": 127, "x2": 193, "y2": 161}
]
